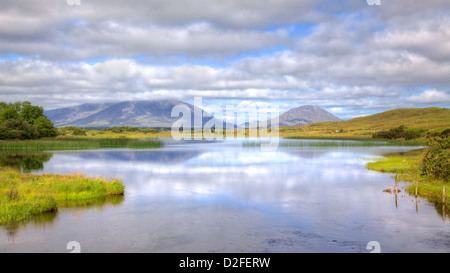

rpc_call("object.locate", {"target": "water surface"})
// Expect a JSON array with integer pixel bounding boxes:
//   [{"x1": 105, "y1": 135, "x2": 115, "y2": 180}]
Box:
[{"x1": 1, "y1": 139, "x2": 449, "y2": 253}]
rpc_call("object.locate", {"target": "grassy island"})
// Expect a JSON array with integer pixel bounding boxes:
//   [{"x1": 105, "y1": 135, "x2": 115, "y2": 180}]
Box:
[{"x1": 0, "y1": 167, "x2": 124, "y2": 225}]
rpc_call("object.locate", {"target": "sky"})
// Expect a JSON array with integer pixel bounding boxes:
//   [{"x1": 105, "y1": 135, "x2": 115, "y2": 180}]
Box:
[{"x1": 0, "y1": 0, "x2": 449, "y2": 120}]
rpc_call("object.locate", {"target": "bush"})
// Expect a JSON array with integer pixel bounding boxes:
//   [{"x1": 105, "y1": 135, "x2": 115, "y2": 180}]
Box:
[
  {"x1": 1, "y1": 118, "x2": 39, "y2": 139},
  {"x1": 72, "y1": 127, "x2": 87, "y2": 136},
  {"x1": 405, "y1": 128, "x2": 427, "y2": 140},
  {"x1": 420, "y1": 137, "x2": 450, "y2": 181},
  {"x1": 372, "y1": 125, "x2": 426, "y2": 140},
  {"x1": 0, "y1": 126, "x2": 17, "y2": 140}
]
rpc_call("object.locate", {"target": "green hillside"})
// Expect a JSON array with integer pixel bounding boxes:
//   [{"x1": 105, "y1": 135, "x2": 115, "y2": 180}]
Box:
[{"x1": 280, "y1": 107, "x2": 450, "y2": 137}]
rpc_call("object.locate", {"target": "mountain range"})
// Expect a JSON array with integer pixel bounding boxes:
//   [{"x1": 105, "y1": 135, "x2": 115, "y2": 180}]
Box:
[{"x1": 44, "y1": 100, "x2": 341, "y2": 128}]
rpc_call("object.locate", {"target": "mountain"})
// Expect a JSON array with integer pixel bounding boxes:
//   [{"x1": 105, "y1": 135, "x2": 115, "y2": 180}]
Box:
[
  {"x1": 238, "y1": 105, "x2": 341, "y2": 128},
  {"x1": 251, "y1": 105, "x2": 341, "y2": 128},
  {"x1": 44, "y1": 103, "x2": 113, "y2": 126},
  {"x1": 44, "y1": 100, "x2": 232, "y2": 128},
  {"x1": 276, "y1": 105, "x2": 341, "y2": 126}
]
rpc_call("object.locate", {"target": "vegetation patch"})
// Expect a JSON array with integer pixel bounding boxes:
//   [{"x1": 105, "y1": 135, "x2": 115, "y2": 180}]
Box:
[
  {"x1": 372, "y1": 125, "x2": 427, "y2": 140},
  {"x1": 279, "y1": 137, "x2": 426, "y2": 147},
  {"x1": 0, "y1": 167, "x2": 124, "y2": 225},
  {"x1": 0, "y1": 101, "x2": 58, "y2": 140},
  {"x1": 0, "y1": 137, "x2": 164, "y2": 151},
  {"x1": 366, "y1": 134, "x2": 449, "y2": 213}
]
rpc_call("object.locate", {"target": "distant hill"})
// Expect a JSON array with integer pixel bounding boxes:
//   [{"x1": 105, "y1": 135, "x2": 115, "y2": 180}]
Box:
[
  {"x1": 45, "y1": 103, "x2": 113, "y2": 127},
  {"x1": 235, "y1": 105, "x2": 341, "y2": 128},
  {"x1": 44, "y1": 100, "x2": 232, "y2": 128},
  {"x1": 275, "y1": 105, "x2": 341, "y2": 127},
  {"x1": 285, "y1": 107, "x2": 450, "y2": 132}
]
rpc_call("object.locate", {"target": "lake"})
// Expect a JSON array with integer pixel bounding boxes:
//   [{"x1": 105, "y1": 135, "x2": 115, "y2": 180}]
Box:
[{"x1": 1, "y1": 138, "x2": 449, "y2": 253}]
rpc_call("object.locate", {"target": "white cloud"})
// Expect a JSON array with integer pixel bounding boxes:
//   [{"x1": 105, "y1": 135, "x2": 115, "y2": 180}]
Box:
[
  {"x1": 0, "y1": 0, "x2": 450, "y2": 118},
  {"x1": 407, "y1": 89, "x2": 450, "y2": 104}
]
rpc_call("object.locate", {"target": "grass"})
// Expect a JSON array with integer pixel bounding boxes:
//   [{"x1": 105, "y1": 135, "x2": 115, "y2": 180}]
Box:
[
  {"x1": 279, "y1": 107, "x2": 450, "y2": 138},
  {"x1": 365, "y1": 150, "x2": 449, "y2": 214},
  {"x1": 242, "y1": 138, "x2": 426, "y2": 148},
  {"x1": 0, "y1": 137, "x2": 164, "y2": 151},
  {"x1": 0, "y1": 167, "x2": 124, "y2": 225}
]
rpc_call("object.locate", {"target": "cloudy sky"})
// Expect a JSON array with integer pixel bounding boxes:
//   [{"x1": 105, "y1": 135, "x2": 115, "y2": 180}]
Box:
[{"x1": 0, "y1": 0, "x2": 449, "y2": 120}]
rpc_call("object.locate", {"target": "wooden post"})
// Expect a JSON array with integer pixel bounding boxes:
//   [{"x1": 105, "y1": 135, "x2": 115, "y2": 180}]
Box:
[
  {"x1": 443, "y1": 186, "x2": 446, "y2": 204},
  {"x1": 415, "y1": 196, "x2": 418, "y2": 213},
  {"x1": 394, "y1": 174, "x2": 398, "y2": 194},
  {"x1": 415, "y1": 180, "x2": 418, "y2": 197}
]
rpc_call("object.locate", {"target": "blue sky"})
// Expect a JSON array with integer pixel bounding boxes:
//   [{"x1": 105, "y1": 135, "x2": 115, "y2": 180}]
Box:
[{"x1": 0, "y1": 0, "x2": 449, "y2": 120}]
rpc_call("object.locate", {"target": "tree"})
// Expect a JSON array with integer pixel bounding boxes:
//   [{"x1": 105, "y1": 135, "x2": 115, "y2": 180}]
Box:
[
  {"x1": 20, "y1": 104, "x2": 44, "y2": 125},
  {"x1": 0, "y1": 108, "x2": 20, "y2": 122},
  {"x1": 1, "y1": 118, "x2": 39, "y2": 139},
  {"x1": 0, "y1": 101, "x2": 58, "y2": 140},
  {"x1": 34, "y1": 116, "x2": 58, "y2": 138}
]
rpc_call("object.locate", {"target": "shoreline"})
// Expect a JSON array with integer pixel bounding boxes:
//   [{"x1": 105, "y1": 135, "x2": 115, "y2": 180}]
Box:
[{"x1": 365, "y1": 150, "x2": 449, "y2": 215}]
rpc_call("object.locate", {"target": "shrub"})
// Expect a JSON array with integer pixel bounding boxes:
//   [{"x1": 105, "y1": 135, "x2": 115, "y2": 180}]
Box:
[
  {"x1": 72, "y1": 127, "x2": 87, "y2": 136},
  {"x1": 372, "y1": 125, "x2": 426, "y2": 140},
  {"x1": 420, "y1": 137, "x2": 450, "y2": 181}
]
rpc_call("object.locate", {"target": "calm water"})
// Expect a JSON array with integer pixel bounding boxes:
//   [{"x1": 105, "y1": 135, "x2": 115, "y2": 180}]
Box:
[{"x1": 1, "y1": 138, "x2": 449, "y2": 253}]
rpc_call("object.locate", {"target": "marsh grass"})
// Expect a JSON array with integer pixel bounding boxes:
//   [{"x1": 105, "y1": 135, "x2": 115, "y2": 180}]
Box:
[
  {"x1": 243, "y1": 138, "x2": 426, "y2": 148},
  {"x1": 0, "y1": 137, "x2": 163, "y2": 151},
  {"x1": 283, "y1": 137, "x2": 426, "y2": 146},
  {"x1": 0, "y1": 167, "x2": 124, "y2": 225}
]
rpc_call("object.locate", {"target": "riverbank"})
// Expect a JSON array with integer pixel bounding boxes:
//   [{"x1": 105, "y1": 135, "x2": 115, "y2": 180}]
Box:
[
  {"x1": 0, "y1": 167, "x2": 124, "y2": 225},
  {"x1": 366, "y1": 149, "x2": 449, "y2": 213}
]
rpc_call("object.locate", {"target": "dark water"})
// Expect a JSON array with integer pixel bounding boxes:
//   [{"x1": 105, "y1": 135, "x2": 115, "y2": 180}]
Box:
[{"x1": 1, "y1": 139, "x2": 449, "y2": 253}]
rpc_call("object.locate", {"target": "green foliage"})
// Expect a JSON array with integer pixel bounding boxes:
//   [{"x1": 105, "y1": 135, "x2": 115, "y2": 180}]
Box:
[
  {"x1": 404, "y1": 128, "x2": 427, "y2": 140},
  {"x1": 101, "y1": 126, "x2": 160, "y2": 134},
  {"x1": 372, "y1": 125, "x2": 427, "y2": 140},
  {"x1": 20, "y1": 103, "x2": 44, "y2": 124},
  {"x1": 72, "y1": 127, "x2": 87, "y2": 136},
  {"x1": 425, "y1": 128, "x2": 450, "y2": 138},
  {"x1": 1, "y1": 118, "x2": 39, "y2": 139},
  {"x1": 34, "y1": 116, "x2": 58, "y2": 137},
  {"x1": 0, "y1": 101, "x2": 57, "y2": 140},
  {"x1": 420, "y1": 136, "x2": 450, "y2": 181},
  {"x1": 0, "y1": 108, "x2": 20, "y2": 122}
]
